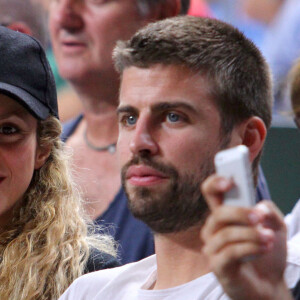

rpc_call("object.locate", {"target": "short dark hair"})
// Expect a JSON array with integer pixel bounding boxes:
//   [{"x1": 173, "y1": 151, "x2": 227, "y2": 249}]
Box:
[{"x1": 113, "y1": 16, "x2": 273, "y2": 179}]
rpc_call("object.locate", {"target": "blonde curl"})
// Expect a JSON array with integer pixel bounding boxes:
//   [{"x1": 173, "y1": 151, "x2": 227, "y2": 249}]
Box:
[{"x1": 0, "y1": 116, "x2": 116, "y2": 300}]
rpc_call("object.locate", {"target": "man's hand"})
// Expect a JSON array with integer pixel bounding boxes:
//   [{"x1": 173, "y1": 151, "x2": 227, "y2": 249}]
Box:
[{"x1": 201, "y1": 175, "x2": 292, "y2": 300}]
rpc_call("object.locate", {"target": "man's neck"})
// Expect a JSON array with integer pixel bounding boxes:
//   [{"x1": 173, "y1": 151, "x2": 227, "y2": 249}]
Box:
[
  {"x1": 153, "y1": 226, "x2": 211, "y2": 290},
  {"x1": 83, "y1": 108, "x2": 119, "y2": 145}
]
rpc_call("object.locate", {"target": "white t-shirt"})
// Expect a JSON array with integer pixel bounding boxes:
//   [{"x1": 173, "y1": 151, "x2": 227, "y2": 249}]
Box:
[
  {"x1": 285, "y1": 198, "x2": 300, "y2": 240},
  {"x1": 60, "y1": 249, "x2": 300, "y2": 300}
]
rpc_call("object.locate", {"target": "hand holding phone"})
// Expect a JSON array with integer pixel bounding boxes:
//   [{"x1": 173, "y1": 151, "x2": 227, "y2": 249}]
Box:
[{"x1": 214, "y1": 145, "x2": 255, "y2": 207}]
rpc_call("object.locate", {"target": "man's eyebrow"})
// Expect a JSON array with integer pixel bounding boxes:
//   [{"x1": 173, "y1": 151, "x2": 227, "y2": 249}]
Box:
[
  {"x1": 117, "y1": 105, "x2": 138, "y2": 115},
  {"x1": 151, "y1": 102, "x2": 197, "y2": 114},
  {"x1": 117, "y1": 102, "x2": 198, "y2": 115}
]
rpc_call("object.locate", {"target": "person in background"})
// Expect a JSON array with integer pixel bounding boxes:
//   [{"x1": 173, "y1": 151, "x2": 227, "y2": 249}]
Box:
[
  {"x1": 49, "y1": 0, "x2": 270, "y2": 264},
  {"x1": 283, "y1": 59, "x2": 300, "y2": 241},
  {"x1": 0, "y1": 0, "x2": 83, "y2": 122},
  {"x1": 59, "y1": 16, "x2": 299, "y2": 300},
  {"x1": 0, "y1": 26, "x2": 118, "y2": 300},
  {"x1": 188, "y1": 0, "x2": 212, "y2": 17},
  {"x1": 0, "y1": 0, "x2": 48, "y2": 47},
  {"x1": 48, "y1": 0, "x2": 190, "y2": 264},
  {"x1": 260, "y1": 0, "x2": 300, "y2": 114},
  {"x1": 285, "y1": 57, "x2": 300, "y2": 300}
]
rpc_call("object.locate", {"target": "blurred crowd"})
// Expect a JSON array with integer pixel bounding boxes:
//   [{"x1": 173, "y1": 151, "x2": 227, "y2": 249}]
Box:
[{"x1": 19, "y1": 0, "x2": 298, "y2": 124}]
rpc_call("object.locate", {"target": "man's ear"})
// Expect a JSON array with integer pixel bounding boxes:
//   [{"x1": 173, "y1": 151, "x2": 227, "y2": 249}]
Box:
[
  {"x1": 239, "y1": 116, "x2": 267, "y2": 163},
  {"x1": 7, "y1": 22, "x2": 33, "y2": 36},
  {"x1": 34, "y1": 144, "x2": 51, "y2": 170}
]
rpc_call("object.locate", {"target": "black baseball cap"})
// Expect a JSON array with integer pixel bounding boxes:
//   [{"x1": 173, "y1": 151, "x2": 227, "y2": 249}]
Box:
[{"x1": 0, "y1": 26, "x2": 58, "y2": 119}]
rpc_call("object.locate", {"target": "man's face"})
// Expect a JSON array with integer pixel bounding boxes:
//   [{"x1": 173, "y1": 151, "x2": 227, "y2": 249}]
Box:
[
  {"x1": 117, "y1": 64, "x2": 233, "y2": 233},
  {"x1": 49, "y1": 0, "x2": 148, "y2": 83}
]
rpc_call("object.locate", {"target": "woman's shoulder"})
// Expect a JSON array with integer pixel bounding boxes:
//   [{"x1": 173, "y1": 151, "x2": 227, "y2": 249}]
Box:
[{"x1": 84, "y1": 248, "x2": 121, "y2": 274}]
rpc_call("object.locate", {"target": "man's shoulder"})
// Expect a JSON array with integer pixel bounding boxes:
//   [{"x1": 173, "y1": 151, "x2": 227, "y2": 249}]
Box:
[
  {"x1": 59, "y1": 255, "x2": 157, "y2": 299},
  {"x1": 285, "y1": 199, "x2": 300, "y2": 239},
  {"x1": 285, "y1": 240, "x2": 300, "y2": 289}
]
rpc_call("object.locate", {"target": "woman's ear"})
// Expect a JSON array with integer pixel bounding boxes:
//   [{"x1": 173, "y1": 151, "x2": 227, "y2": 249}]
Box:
[
  {"x1": 34, "y1": 144, "x2": 51, "y2": 170},
  {"x1": 239, "y1": 116, "x2": 267, "y2": 163}
]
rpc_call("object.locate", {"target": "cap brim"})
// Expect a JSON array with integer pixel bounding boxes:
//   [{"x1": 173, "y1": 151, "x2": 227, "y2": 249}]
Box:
[{"x1": 0, "y1": 82, "x2": 50, "y2": 120}]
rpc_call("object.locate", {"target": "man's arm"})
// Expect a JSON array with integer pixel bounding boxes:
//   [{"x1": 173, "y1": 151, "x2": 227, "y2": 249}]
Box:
[{"x1": 201, "y1": 175, "x2": 293, "y2": 300}]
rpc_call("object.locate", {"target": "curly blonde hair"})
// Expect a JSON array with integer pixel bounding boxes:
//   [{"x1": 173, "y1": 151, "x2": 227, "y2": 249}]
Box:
[{"x1": 0, "y1": 116, "x2": 116, "y2": 300}]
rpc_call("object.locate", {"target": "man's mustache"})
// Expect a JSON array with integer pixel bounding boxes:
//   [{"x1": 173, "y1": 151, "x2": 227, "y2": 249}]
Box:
[{"x1": 121, "y1": 155, "x2": 179, "y2": 180}]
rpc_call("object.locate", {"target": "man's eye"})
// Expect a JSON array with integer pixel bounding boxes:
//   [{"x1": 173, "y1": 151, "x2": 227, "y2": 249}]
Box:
[
  {"x1": 119, "y1": 114, "x2": 137, "y2": 127},
  {"x1": 87, "y1": 0, "x2": 109, "y2": 4},
  {"x1": 0, "y1": 126, "x2": 17, "y2": 135},
  {"x1": 126, "y1": 115, "x2": 137, "y2": 126},
  {"x1": 166, "y1": 112, "x2": 180, "y2": 123}
]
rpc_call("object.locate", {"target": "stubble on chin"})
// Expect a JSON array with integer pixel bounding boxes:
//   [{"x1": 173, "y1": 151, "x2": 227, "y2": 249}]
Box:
[{"x1": 121, "y1": 155, "x2": 214, "y2": 234}]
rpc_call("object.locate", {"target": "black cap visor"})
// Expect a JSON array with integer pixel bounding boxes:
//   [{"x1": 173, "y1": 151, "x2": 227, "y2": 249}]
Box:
[{"x1": 0, "y1": 82, "x2": 50, "y2": 120}]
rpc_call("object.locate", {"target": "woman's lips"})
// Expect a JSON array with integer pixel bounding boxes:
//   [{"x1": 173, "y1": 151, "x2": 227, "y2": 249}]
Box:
[{"x1": 126, "y1": 165, "x2": 168, "y2": 187}]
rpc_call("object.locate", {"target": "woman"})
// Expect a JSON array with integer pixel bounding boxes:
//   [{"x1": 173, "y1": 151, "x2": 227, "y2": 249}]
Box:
[{"x1": 0, "y1": 26, "x2": 118, "y2": 299}]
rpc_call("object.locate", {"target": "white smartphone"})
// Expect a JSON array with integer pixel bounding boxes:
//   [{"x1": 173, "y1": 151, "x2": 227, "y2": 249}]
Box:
[{"x1": 214, "y1": 145, "x2": 255, "y2": 207}]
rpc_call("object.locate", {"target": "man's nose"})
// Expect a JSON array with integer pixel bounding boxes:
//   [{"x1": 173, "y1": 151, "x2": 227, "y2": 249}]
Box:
[
  {"x1": 129, "y1": 119, "x2": 158, "y2": 156},
  {"x1": 52, "y1": 0, "x2": 84, "y2": 31}
]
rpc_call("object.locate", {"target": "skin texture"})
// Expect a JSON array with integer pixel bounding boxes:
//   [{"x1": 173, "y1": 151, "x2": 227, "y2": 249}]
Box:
[
  {"x1": 49, "y1": 0, "x2": 148, "y2": 91},
  {"x1": 117, "y1": 64, "x2": 235, "y2": 233},
  {"x1": 201, "y1": 175, "x2": 292, "y2": 300},
  {"x1": 0, "y1": 95, "x2": 49, "y2": 227},
  {"x1": 116, "y1": 64, "x2": 290, "y2": 296}
]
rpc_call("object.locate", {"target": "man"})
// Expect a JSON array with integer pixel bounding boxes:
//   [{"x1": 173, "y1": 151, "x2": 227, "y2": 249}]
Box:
[
  {"x1": 48, "y1": 0, "x2": 191, "y2": 264},
  {"x1": 49, "y1": 0, "x2": 269, "y2": 264},
  {"x1": 59, "y1": 16, "x2": 300, "y2": 299}
]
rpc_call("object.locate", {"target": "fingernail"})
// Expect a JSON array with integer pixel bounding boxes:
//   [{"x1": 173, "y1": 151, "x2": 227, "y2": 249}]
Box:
[
  {"x1": 218, "y1": 178, "x2": 230, "y2": 189},
  {"x1": 256, "y1": 203, "x2": 271, "y2": 215},
  {"x1": 259, "y1": 228, "x2": 274, "y2": 242},
  {"x1": 248, "y1": 212, "x2": 260, "y2": 224}
]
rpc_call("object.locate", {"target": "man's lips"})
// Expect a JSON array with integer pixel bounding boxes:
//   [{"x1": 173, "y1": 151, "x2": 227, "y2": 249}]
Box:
[
  {"x1": 126, "y1": 165, "x2": 168, "y2": 186},
  {"x1": 60, "y1": 39, "x2": 87, "y2": 53}
]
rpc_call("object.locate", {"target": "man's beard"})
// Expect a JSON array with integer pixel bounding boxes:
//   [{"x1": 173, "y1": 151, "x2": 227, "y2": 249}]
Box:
[{"x1": 121, "y1": 153, "x2": 216, "y2": 234}]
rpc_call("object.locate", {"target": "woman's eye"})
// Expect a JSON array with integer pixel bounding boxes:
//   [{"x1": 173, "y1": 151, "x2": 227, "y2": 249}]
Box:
[
  {"x1": 167, "y1": 112, "x2": 180, "y2": 123},
  {"x1": 0, "y1": 126, "x2": 17, "y2": 135}
]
